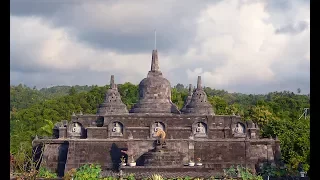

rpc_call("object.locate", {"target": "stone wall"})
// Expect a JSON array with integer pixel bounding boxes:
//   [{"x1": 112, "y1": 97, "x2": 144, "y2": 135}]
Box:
[
  {"x1": 72, "y1": 114, "x2": 246, "y2": 140},
  {"x1": 36, "y1": 114, "x2": 276, "y2": 175},
  {"x1": 37, "y1": 138, "x2": 278, "y2": 174}
]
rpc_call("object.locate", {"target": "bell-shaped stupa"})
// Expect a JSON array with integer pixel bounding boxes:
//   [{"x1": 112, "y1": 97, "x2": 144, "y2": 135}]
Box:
[
  {"x1": 97, "y1": 75, "x2": 129, "y2": 115},
  {"x1": 130, "y1": 49, "x2": 180, "y2": 114},
  {"x1": 183, "y1": 76, "x2": 214, "y2": 115},
  {"x1": 181, "y1": 84, "x2": 193, "y2": 113}
]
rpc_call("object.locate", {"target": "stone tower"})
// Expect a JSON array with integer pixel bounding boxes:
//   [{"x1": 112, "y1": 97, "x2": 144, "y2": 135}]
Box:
[
  {"x1": 97, "y1": 75, "x2": 128, "y2": 115},
  {"x1": 183, "y1": 76, "x2": 214, "y2": 115},
  {"x1": 130, "y1": 49, "x2": 180, "y2": 114},
  {"x1": 181, "y1": 84, "x2": 193, "y2": 113}
]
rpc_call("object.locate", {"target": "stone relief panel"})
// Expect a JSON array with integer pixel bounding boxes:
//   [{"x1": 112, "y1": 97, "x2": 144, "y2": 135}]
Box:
[
  {"x1": 192, "y1": 122, "x2": 207, "y2": 138},
  {"x1": 109, "y1": 121, "x2": 124, "y2": 137},
  {"x1": 232, "y1": 122, "x2": 246, "y2": 138},
  {"x1": 68, "y1": 122, "x2": 83, "y2": 139},
  {"x1": 151, "y1": 122, "x2": 165, "y2": 138}
]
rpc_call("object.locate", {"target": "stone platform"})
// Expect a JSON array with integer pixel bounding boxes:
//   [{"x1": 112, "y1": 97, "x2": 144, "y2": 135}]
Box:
[{"x1": 102, "y1": 166, "x2": 219, "y2": 179}]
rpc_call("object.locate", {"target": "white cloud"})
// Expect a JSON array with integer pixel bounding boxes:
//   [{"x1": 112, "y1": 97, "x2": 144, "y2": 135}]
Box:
[
  {"x1": 183, "y1": 0, "x2": 309, "y2": 93},
  {"x1": 10, "y1": 0, "x2": 310, "y2": 94}
]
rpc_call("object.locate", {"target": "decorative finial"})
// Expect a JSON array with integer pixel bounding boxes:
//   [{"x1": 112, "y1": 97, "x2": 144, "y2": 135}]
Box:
[
  {"x1": 154, "y1": 29, "x2": 157, "y2": 50},
  {"x1": 110, "y1": 75, "x2": 117, "y2": 89},
  {"x1": 35, "y1": 135, "x2": 38, "y2": 140},
  {"x1": 72, "y1": 112, "x2": 76, "y2": 116},
  {"x1": 197, "y1": 76, "x2": 202, "y2": 89},
  {"x1": 151, "y1": 50, "x2": 159, "y2": 71},
  {"x1": 79, "y1": 111, "x2": 83, "y2": 116},
  {"x1": 188, "y1": 84, "x2": 193, "y2": 95}
]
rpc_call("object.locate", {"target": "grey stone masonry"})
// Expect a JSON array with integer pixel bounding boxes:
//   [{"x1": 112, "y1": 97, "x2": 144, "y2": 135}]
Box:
[
  {"x1": 130, "y1": 50, "x2": 180, "y2": 114},
  {"x1": 181, "y1": 84, "x2": 193, "y2": 112},
  {"x1": 97, "y1": 75, "x2": 129, "y2": 115},
  {"x1": 183, "y1": 76, "x2": 215, "y2": 115}
]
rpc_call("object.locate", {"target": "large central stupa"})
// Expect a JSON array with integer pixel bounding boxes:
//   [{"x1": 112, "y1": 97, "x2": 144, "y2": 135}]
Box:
[{"x1": 130, "y1": 49, "x2": 180, "y2": 114}]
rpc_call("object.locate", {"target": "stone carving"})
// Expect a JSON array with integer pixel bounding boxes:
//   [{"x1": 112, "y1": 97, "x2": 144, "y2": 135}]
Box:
[
  {"x1": 183, "y1": 76, "x2": 214, "y2": 115},
  {"x1": 193, "y1": 122, "x2": 207, "y2": 137},
  {"x1": 130, "y1": 49, "x2": 180, "y2": 114},
  {"x1": 111, "y1": 122, "x2": 123, "y2": 136},
  {"x1": 68, "y1": 122, "x2": 82, "y2": 138},
  {"x1": 96, "y1": 75, "x2": 128, "y2": 115},
  {"x1": 196, "y1": 123, "x2": 206, "y2": 134},
  {"x1": 72, "y1": 123, "x2": 81, "y2": 133},
  {"x1": 234, "y1": 122, "x2": 245, "y2": 134}
]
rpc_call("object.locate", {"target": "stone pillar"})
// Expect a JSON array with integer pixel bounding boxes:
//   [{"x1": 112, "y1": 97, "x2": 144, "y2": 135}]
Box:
[
  {"x1": 249, "y1": 128, "x2": 257, "y2": 139},
  {"x1": 197, "y1": 76, "x2": 202, "y2": 89},
  {"x1": 188, "y1": 140, "x2": 194, "y2": 162},
  {"x1": 58, "y1": 127, "x2": 67, "y2": 139}
]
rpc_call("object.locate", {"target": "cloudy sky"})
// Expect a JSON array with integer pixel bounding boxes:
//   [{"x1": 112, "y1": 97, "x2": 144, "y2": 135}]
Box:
[{"x1": 10, "y1": 0, "x2": 310, "y2": 94}]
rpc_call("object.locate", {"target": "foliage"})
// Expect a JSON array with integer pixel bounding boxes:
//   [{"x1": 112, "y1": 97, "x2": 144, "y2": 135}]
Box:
[
  {"x1": 223, "y1": 165, "x2": 265, "y2": 180},
  {"x1": 126, "y1": 173, "x2": 136, "y2": 180},
  {"x1": 102, "y1": 177, "x2": 118, "y2": 180},
  {"x1": 183, "y1": 176, "x2": 191, "y2": 180},
  {"x1": 150, "y1": 174, "x2": 164, "y2": 180},
  {"x1": 11, "y1": 144, "x2": 45, "y2": 180},
  {"x1": 10, "y1": 83, "x2": 310, "y2": 172},
  {"x1": 258, "y1": 162, "x2": 301, "y2": 177},
  {"x1": 64, "y1": 168, "x2": 77, "y2": 180},
  {"x1": 73, "y1": 163, "x2": 102, "y2": 180},
  {"x1": 37, "y1": 166, "x2": 58, "y2": 178},
  {"x1": 224, "y1": 165, "x2": 237, "y2": 178}
]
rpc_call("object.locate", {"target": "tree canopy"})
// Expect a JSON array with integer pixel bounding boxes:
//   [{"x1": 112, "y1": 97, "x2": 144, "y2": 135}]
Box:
[{"x1": 10, "y1": 83, "x2": 310, "y2": 171}]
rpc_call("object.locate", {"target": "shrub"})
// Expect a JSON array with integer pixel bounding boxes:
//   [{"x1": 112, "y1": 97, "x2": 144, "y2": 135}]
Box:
[
  {"x1": 37, "y1": 167, "x2": 58, "y2": 178},
  {"x1": 150, "y1": 174, "x2": 164, "y2": 180},
  {"x1": 126, "y1": 173, "x2": 135, "y2": 180},
  {"x1": 73, "y1": 163, "x2": 102, "y2": 180}
]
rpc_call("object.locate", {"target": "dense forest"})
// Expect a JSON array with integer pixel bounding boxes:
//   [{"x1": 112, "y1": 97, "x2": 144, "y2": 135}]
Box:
[{"x1": 10, "y1": 83, "x2": 310, "y2": 172}]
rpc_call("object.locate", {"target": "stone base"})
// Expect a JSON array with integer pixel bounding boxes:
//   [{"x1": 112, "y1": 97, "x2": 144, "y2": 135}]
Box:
[
  {"x1": 142, "y1": 148, "x2": 182, "y2": 167},
  {"x1": 115, "y1": 166, "x2": 217, "y2": 179}
]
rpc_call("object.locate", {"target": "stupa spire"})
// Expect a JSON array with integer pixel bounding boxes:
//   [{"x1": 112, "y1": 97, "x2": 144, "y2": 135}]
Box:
[
  {"x1": 188, "y1": 84, "x2": 193, "y2": 95},
  {"x1": 197, "y1": 76, "x2": 202, "y2": 90},
  {"x1": 150, "y1": 50, "x2": 159, "y2": 71},
  {"x1": 150, "y1": 30, "x2": 159, "y2": 72},
  {"x1": 110, "y1": 75, "x2": 117, "y2": 89}
]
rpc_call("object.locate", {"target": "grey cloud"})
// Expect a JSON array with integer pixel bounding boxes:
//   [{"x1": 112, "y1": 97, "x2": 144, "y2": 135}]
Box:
[
  {"x1": 10, "y1": 0, "x2": 310, "y2": 94},
  {"x1": 10, "y1": 69, "x2": 138, "y2": 89},
  {"x1": 10, "y1": 0, "x2": 221, "y2": 54},
  {"x1": 275, "y1": 21, "x2": 309, "y2": 35},
  {"x1": 10, "y1": 0, "x2": 71, "y2": 17},
  {"x1": 76, "y1": 25, "x2": 196, "y2": 54},
  {"x1": 265, "y1": 0, "x2": 293, "y2": 12}
]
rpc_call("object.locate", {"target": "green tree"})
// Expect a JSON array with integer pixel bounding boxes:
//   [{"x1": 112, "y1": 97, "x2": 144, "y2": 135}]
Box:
[{"x1": 68, "y1": 87, "x2": 77, "y2": 96}]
